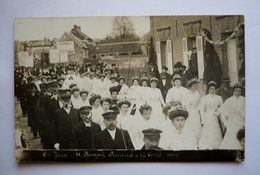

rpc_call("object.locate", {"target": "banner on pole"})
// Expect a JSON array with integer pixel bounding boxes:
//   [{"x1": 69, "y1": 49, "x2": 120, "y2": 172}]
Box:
[
  {"x1": 25, "y1": 56, "x2": 34, "y2": 67},
  {"x1": 18, "y1": 52, "x2": 29, "y2": 66},
  {"x1": 49, "y1": 49, "x2": 60, "y2": 63},
  {"x1": 60, "y1": 51, "x2": 68, "y2": 63}
]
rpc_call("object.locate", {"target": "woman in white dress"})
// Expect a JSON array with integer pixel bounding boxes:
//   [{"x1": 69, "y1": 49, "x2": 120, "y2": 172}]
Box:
[
  {"x1": 97, "y1": 74, "x2": 109, "y2": 98},
  {"x1": 88, "y1": 94, "x2": 103, "y2": 127},
  {"x1": 147, "y1": 77, "x2": 165, "y2": 121},
  {"x1": 118, "y1": 76, "x2": 129, "y2": 100},
  {"x1": 70, "y1": 87, "x2": 82, "y2": 109},
  {"x1": 161, "y1": 106, "x2": 197, "y2": 150},
  {"x1": 219, "y1": 83, "x2": 245, "y2": 149},
  {"x1": 140, "y1": 77, "x2": 151, "y2": 104},
  {"x1": 166, "y1": 75, "x2": 187, "y2": 104},
  {"x1": 99, "y1": 97, "x2": 112, "y2": 130},
  {"x1": 134, "y1": 104, "x2": 157, "y2": 149},
  {"x1": 78, "y1": 90, "x2": 90, "y2": 108},
  {"x1": 182, "y1": 78, "x2": 202, "y2": 144},
  {"x1": 198, "y1": 81, "x2": 223, "y2": 150},
  {"x1": 128, "y1": 77, "x2": 142, "y2": 116}
]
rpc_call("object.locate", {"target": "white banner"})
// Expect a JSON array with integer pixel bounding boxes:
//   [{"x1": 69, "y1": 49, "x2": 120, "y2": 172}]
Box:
[
  {"x1": 49, "y1": 49, "x2": 60, "y2": 63},
  {"x1": 25, "y1": 56, "x2": 34, "y2": 67},
  {"x1": 18, "y1": 52, "x2": 29, "y2": 66},
  {"x1": 60, "y1": 51, "x2": 68, "y2": 63},
  {"x1": 57, "y1": 41, "x2": 74, "y2": 54}
]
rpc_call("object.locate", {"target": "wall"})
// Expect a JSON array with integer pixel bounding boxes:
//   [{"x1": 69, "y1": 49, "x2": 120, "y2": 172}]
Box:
[{"x1": 150, "y1": 16, "x2": 243, "y2": 81}]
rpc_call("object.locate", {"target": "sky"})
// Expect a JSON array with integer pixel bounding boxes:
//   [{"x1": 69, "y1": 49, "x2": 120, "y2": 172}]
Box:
[{"x1": 14, "y1": 16, "x2": 150, "y2": 41}]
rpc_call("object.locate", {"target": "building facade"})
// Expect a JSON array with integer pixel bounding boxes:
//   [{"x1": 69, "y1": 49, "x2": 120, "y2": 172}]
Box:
[{"x1": 150, "y1": 15, "x2": 244, "y2": 86}]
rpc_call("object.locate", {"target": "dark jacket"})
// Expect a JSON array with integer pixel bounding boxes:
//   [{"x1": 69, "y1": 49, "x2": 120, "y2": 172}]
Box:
[
  {"x1": 141, "y1": 145, "x2": 164, "y2": 150},
  {"x1": 157, "y1": 78, "x2": 172, "y2": 102},
  {"x1": 94, "y1": 128, "x2": 134, "y2": 150},
  {"x1": 72, "y1": 121, "x2": 102, "y2": 149},
  {"x1": 216, "y1": 85, "x2": 232, "y2": 103},
  {"x1": 51, "y1": 107, "x2": 81, "y2": 149}
]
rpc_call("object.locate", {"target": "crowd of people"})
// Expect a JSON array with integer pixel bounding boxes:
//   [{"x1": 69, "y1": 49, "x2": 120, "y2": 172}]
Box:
[{"x1": 14, "y1": 60, "x2": 245, "y2": 150}]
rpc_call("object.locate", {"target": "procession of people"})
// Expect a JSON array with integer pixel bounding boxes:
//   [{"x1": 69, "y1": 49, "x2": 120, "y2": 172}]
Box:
[{"x1": 14, "y1": 61, "x2": 245, "y2": 151}]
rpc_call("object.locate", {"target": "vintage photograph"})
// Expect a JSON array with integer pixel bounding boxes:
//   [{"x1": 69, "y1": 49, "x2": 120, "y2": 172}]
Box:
[{"x1": 14, "y1": 15, "x2": 245, "y2": 162}]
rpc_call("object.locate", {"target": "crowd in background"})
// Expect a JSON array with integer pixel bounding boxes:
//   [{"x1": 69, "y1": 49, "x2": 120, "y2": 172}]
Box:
[{"x1": 14, "y1": 60, "x2": 245, "y2": 150}]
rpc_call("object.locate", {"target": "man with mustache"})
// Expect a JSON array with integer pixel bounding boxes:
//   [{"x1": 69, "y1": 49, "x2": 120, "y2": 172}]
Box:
[
  {"x1": 94, "y1": 110, "x2": 134, "y2": 150},
  {"x1": 51, "y1": 89, "x2": 81, "y2": 150},
  {"x1": 141, "y1": 128, "x2": 164, "y2": 150},
  {"x1": 71, "y1": 106, "x2": 101, "y2": 149}
]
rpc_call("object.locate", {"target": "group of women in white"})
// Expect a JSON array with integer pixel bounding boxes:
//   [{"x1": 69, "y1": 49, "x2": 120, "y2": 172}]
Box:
[{"x1": 59, "y1": 71, "x2": 245, "y2": 150}]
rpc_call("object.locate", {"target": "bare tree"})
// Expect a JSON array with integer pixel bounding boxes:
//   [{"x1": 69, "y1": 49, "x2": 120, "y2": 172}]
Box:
[{"x1": 111, "y1": 17, "x2": 136, "y2": 39}]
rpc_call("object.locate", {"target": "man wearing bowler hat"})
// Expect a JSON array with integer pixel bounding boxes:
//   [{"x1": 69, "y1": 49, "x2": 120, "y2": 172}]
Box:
[
  {"x1": 52, "y1": 89, "x2": 81, "y2": 150},
  {"x1": 94, "y1": 110, "x2": 134, "y2": 150},
  {"x1": 141, "y1": 128, "x2": 163, "y2": 150},
  {"x1": 71, "y1": 106, "x2": 101, "y2": 149}
]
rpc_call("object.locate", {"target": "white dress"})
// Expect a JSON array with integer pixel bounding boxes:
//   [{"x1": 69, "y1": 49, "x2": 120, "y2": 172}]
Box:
[
  {"x1": 147, "y1": 88, "x2": 165, "y2": 121},
  {"x1": 219, "y1": 95, "x2": 245, "y2": 149},
  {"x1": 182, "y1": 90, "x2": 202, "y2": 144},
  {"x1": 198, "y1": 94, "x2": 223, "y2": 149},
  {"x1": 140, "y1": 86, "x2": 151, "y2": 104},
  {"x1": 165, "y1": 86, "x2": 187, "y2": 103},
  {"x1": 133, "y1": 117, "x2": 161, "y2": 149},
  {"x1": 71, "y1": 96, "x2": 82, "y2": 109},
  {"x1": 128, "y1": 85, "x2": 143, "y2": 117},
  {"x1": 118, "y1": 84, "x2": 129, "y2": 99},
  {"x1": 91, "y1": 105, "x2": 103, "y2": 127},
  {"x1": 161, "y1": 124, "x2": 197, "y2": 150}
]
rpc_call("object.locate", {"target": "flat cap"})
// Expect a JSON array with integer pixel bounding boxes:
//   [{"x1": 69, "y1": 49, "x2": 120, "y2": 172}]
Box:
[
  {"x1": 102, "y1": 110, "x2": 119, "y2": 119},
  {"x1": 142, "y1": 128, "x2": 162, "y2": 139},
  {"x1": 79, "y1": 106, "x2": 92, "y2": 113}
]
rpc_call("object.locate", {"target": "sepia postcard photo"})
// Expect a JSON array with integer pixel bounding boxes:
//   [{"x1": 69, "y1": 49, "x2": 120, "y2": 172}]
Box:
[{"x1": 14, "y1": 15, "x2": 245, "y2": 162}]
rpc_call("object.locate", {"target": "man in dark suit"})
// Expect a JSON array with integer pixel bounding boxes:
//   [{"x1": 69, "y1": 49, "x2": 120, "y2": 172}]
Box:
[
  {"x1": 94, "y1": 111, "x2": 134, "y2": 150},
  {"x1": 148, "y1": 63, "x2": 160, "y2": 79},
  {"x1": 141, "y1": 128, "x2": 163, "y2": 150},
  {"x1": 52, "y1": 89, "x2": 81, "y2": 150},
  {"x1": 71, "y1": 106, "x2": 102, "y2": 149},
  {"x1": 157, "y1": 72, "x2": 172, "y2": 102},
  {"x1": 216, "y1": 77, "x2": 232, "y2": 102},
  {"x1": 25, "y1": 83, "x2": 40, "y2": 139},
  {"x1": 181, "y1": 65, "x2": 194, "y2": 88},
  {"x1": 39, "y1": 81, "x2": 62, "y2": 149}
]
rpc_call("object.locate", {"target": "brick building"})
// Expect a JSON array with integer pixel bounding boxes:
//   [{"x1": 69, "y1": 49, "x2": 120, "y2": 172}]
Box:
[
  {"x1": 91, "y1": 35, "x2": 142, "y2": 59},
  {"x1": 150, "y1": 15, "x2": 244, "y2": 86}
]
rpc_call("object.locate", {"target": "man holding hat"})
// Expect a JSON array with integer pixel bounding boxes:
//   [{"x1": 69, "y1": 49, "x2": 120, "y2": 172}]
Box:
[
  {"x1": 51, "y1": 89, "x2": 81, "y2": 149},
  {"x1": 94, "y1": 110, "x2": 134, "y2": 150},
  {"x1": 219, "y1": 82, "x2": 245, "y2": 149},
  {"x1": 161, "y1": 106, "x2": 197, "y2": 150},
  {"x1": 142, "y1": 128, "x2": 163, "y2": 150},
  {"x1": 71, "y1": 106, "x2": 101, "y2": 149}
]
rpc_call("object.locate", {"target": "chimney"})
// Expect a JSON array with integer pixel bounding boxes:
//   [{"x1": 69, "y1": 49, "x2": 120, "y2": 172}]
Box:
[{"x1": 77, "y1": 26, "x2": 81, "y2": 31}]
